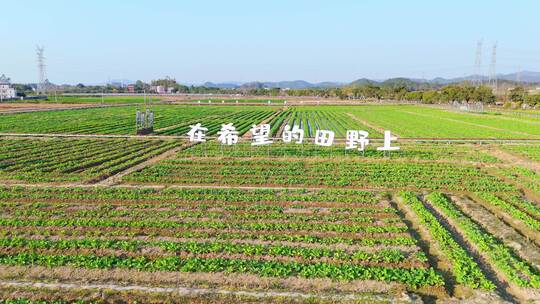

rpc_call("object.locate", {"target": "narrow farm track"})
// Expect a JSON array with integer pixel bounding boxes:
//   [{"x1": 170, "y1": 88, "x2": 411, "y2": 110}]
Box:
[
  {"x1": 346, "y1": 113, "x2": 396, "y2": 137},
  {"x1": 480, "y1": 146, "x2": 540, "y2": 173}
]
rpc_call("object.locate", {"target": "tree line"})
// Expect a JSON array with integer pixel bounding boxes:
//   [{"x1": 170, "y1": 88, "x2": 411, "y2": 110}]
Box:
[{"x1": 14, "y1": 77, "x2": 540, "y2": 106}]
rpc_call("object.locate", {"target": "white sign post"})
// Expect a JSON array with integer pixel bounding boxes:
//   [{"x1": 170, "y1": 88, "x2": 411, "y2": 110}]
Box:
[
  {"x1": 282, "y1": 125, "x2": 304, "y2": 144},
  {"x1": 251, "y1": 124, "x2": 273, "y2": 146},
  {"x1": 345, "y1": 130, "x2": 370, "y2": 153},
  {"x1": 314, "y1": 130, "x2": 335, "y2": 147},
  {"x1": 377, "y1": 130, "x2": 400, "y2": 156},
  {"x1": 187, "y1": 123, "x2": 208, "y2": 142},
  {"x1": 183, "y1": 122, "x2": 400, "y2": 155},
  {"x1": 217, "y1": 123, "x2": 239, "y2": 145}
]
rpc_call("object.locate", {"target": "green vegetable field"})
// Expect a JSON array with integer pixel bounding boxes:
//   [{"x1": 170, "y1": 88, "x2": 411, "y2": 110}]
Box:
[{"x1": 1, "y1": 102, "x2": 540, "y2": 303}]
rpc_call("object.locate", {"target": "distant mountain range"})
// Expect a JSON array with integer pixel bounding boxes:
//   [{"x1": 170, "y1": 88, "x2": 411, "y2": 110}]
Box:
[
  {"x1": 78, "y1": 71, "x2": 540, "y2": 89},
  {"x1": 203, "y1": 80, "x2": 344, "y2": 90},
  {"x1": 201, "y1": 71, "x2": 540, "y2": 90}
]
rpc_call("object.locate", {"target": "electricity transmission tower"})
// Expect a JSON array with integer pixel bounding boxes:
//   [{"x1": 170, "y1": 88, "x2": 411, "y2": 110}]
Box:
[
  {"x1": 474, "y1": 39, "x2": 483, "y2": 86},
  {"x1": 36, "y1": 46, "x2": 47, "y2": 95},
  {"x1": 488, "y1": 41, "x2": 498, "y2": 90}
]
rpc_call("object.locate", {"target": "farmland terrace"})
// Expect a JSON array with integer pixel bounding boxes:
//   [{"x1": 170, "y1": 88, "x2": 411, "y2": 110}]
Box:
[{"x1": 0, "y1": 102, "x2": 539, "y2": 303}]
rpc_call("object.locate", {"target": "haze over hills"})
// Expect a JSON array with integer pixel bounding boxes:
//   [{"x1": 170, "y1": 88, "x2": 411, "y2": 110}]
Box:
[
  {"x1": 200, "y1": 71, "x2": 540, "y2": 89},
  {"x1": 81, "y1": 71, "x2": 540, "y2": 89}
]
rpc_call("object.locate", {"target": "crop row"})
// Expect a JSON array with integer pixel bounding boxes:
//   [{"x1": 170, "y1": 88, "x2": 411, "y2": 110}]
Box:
[
  {"x1": 0, "y1": 237, "x2": 422, "y2": 264},
  {"x1": 0, "y1": 201, "x2": 396, "y2": 216},
  {"x1": 4, "y1": 208, "x2": 399, "y2": 224},
  {"x1": 347, "y1": 105, "x2": 540, "y2": 139},
  {"x1": 125, "y1": 158, "x2": 515, "y2": 192},
  {"x1": 0, "y1": 186, "x2": 380, "y2": 204},
  {"x1": 1, "y1": 227, "x2": 416, "y2": 247},
  {"x1": 182, "y1": 141, "x2": 500, "y2": 163},
  {"x1": 0, "y1": 252, "x2": 444, "y2": 286},
  {"x1": 426, "y1": 192, "x2": 540, "y2": 288},
  {"x1": 399, "y1": 192, "x2": 494, "y2": 290},
  {"x1": 476, "y1": 192, "x2": 540, "y2": 232},
  {"x1": 0, "y1": 217, "x2": 407, "y2": 234}
]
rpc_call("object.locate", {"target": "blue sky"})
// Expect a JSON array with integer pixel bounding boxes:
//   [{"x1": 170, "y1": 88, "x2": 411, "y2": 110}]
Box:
[{"x1": 1, "y1": 0, "x2": 539, "y2": 84}]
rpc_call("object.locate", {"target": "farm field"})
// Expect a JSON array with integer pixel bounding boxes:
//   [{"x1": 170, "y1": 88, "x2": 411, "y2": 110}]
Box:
[
  {"x1": 1, "y1": 104, "x2": 540, "y2": 303},
  {"x1": 347, "y1": 105, "x2": 540, "y2": 139},
  {"x1": 2, "y1": 104, "x2": 540, "y2": 139},
  {"x1": 0, "y1": 138, "x2": 183, "y2": 183}
]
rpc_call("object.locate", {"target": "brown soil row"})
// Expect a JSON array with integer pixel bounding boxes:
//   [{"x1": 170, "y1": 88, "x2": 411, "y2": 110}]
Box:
[
  {"x1": 480, "y1": 145, "x2": 540, "y2": 173},
  {"x1": 0, "y1": 265, "x2": 406, "y2": 298},
  {"x1": 0, "y1": 280, "x2": 408, "y2": 304},
  {"x1": 468, "y1": 194, "x2": 540, "y2": 247}
]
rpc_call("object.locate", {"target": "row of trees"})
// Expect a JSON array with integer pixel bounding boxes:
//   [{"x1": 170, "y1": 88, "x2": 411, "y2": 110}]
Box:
[
  {"x1": 281, "y1": 84, "x2": 497, "y2": 104},
  {"x1": 401, "y1": 86, "x2": 496, "y2": 104},
  {"x1": 30, "y1": 77, "x2": 540, "y2": 106},
  {"x1": 508, "y1": 87, "x2": 540, "y2": 106}
]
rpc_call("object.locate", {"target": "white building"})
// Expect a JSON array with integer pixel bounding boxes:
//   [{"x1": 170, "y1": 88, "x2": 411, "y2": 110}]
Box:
[
  {"x1": 0, "y1": 74, "x2": 16, "y2": 101},
  {"x1": 153, "y1": 85, "x2": 166, "y2": 94}
]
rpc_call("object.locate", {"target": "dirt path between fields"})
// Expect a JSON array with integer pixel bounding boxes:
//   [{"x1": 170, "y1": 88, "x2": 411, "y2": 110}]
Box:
[
  {"x1": 345, "y1": 113, "x2": 394, "y2": 137},
  {"x1": 479, "y1": 146, "x2": 540, "y2": 173},
  {"x1": 0, "y1": 280, "x2": 406, "y2": 302}
]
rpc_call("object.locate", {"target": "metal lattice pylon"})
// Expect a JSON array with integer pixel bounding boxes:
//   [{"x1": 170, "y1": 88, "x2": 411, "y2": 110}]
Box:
[{"x1": 36, "y1": 46, "x2": 47, "y2": 94}]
